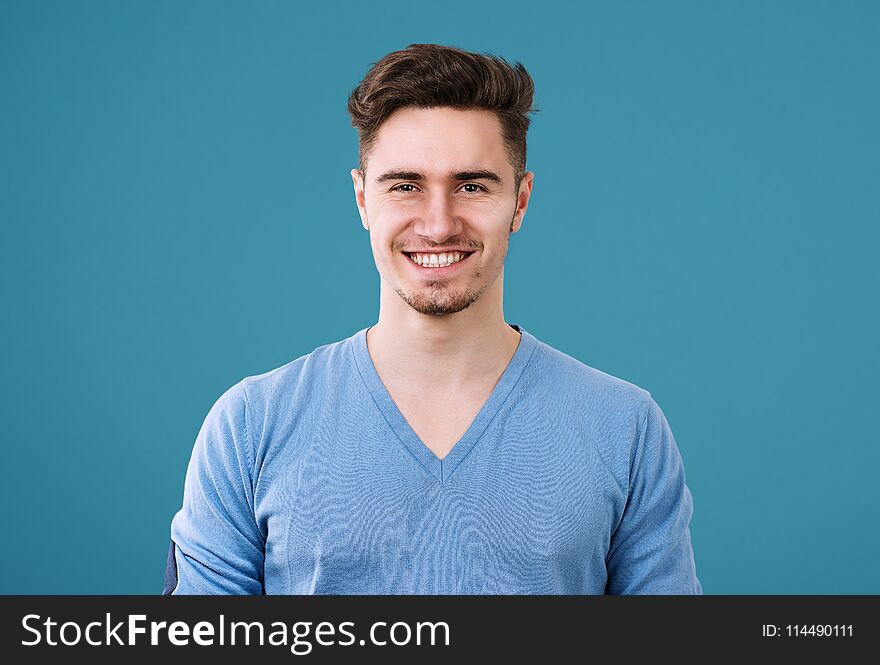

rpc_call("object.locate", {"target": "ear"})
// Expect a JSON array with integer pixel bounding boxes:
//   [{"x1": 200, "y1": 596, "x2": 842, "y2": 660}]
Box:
[
  {"x1": 351, "y1": 168, "x2": 369, "y2": 231},
  {"x1": 510, "y1": 171, "x2": 535, "y2": 234}
]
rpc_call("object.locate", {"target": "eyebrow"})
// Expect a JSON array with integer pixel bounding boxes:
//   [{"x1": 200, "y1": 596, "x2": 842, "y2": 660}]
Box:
[{"x1": 375, "y1": 169, "x2": 503, "y2": 185}]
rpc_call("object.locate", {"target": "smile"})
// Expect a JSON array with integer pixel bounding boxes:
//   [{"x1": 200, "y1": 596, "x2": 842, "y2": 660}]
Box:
[{"x1": 404, "y1": 251, "x2": 474, "y2": 268}]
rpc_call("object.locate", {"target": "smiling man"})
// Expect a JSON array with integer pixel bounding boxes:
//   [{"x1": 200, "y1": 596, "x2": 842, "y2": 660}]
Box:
[
  {"x1": 165, "y1": 44, "x2": 703, "y2": 595},
  {"x1": 350, "y1": 103, "x2": 530, "y2": 462}
]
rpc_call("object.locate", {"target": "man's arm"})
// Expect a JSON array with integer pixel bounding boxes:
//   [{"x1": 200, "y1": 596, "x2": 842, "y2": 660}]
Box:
[
  {"x1": 605, "y1": 395, "x2": 703, "y2": 594},
  {"x1": 164, "y1": 382, "x2": 265, "y2": 594}
]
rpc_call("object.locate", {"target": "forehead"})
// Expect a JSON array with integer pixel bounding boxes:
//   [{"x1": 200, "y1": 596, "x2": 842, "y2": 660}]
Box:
[{"x1": 368, "y1": 106, "x2": 509, "y2": 177}]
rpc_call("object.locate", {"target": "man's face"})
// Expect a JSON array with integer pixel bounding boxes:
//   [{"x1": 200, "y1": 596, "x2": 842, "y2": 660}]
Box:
[{"x1": 351, "y1": 106, "x2": 533, "y2": 317}]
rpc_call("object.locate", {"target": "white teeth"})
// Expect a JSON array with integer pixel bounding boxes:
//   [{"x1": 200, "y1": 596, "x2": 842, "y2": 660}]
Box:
[{"x1": 408, "y1": 251, "x2": 467, "y2": 267}]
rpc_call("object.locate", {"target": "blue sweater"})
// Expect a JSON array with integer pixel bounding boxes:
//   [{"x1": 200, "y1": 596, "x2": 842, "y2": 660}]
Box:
[{"x1": 166, "y1": 324, "x2": 702, "y2": 594}]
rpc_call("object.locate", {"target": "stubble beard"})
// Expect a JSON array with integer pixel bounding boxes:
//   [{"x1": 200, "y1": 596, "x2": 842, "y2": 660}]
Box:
[
  {"x1": 394, "y1": 220, "x2": 513, "y2": 317},
  {"x1": 394, "y1": 262, "x2": 487, "y2": 316}
]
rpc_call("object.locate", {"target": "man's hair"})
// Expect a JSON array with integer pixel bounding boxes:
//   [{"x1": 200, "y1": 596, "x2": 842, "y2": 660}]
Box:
[{"x1": 348, "y1": 43, "x2": 537, "y2": 190}]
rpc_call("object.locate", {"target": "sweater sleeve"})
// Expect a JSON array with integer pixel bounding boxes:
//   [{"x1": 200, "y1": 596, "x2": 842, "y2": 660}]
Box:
[
  {"x1": 605, "y1": 395, "x2": 703, "y2": 594},
  {"x1": 165, "y1": 382, "x2": 265, "y2": 594}
]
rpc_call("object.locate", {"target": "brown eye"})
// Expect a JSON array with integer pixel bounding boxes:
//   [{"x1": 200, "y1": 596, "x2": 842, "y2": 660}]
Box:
[
  {"x1": 392, "y1": 183, "x2": 417, "y2": 193},
  {"x1": 461, "y1": 183, "x2": 486, "y2": 193}
]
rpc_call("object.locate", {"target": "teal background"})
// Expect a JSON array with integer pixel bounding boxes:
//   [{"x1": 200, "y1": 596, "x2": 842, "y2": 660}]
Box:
[{"x1": 1, "y1": 0, "x2": 877, "y2": 594}]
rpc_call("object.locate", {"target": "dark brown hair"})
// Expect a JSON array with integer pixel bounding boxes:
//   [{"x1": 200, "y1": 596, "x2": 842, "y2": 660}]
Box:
[{"x1": 348, "y1": 43, "x2": 537, "y2": 189}]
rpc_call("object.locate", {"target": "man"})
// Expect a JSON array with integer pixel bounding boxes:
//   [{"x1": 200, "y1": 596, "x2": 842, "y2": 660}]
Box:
[{"x1": 164, "y1": 43, "x2": 703, "y2": 595}]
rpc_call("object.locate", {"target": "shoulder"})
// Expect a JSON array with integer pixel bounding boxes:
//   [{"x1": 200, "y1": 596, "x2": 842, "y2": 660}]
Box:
[
  {"x1": 227, "y1": 329, "x2": 358, "y2": 436},
  {"x1": 199, "y1": 330, "x2": 356, "y2": 467},
  {"x1": 529, "y1": 336, "x2": 653, "y2": 426},
  {"x1": 233, "y1": 328, "x2": 352, "y2": 402},
  {"x1": 521, "y1": 334, "x2": 660, "y2": 499},
  {"x1": 528, "y1": 341, "x2": 687, "y2": 486}
]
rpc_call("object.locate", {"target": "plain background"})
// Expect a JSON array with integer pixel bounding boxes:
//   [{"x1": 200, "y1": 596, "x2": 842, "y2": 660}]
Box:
[{"x1": 1, "y1": 0, "x2": 877, "y2": 593}]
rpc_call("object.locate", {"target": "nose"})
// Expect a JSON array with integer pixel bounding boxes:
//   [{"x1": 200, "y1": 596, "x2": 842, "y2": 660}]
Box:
[{"x1": 416, "y1": 190, "x2": 462, "y2": 241}]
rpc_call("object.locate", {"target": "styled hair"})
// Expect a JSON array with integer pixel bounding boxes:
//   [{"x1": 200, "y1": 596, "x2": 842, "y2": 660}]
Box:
[{"x1": 348, "y1": 43, "x2": 537, "y2": 189}]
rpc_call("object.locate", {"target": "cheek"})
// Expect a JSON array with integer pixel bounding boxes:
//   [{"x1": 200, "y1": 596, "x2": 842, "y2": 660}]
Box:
[
  {"x1": 367, "y1": 232, "x2": 398, "y2": 274},
  {"x1": 368, "y1": 202, "x2": 415, "y2": 236},
  {"x1": 380, "y1": 206, "x2": 420, "y2": 230},
  {"x1": 366, "y1": 233, "x2": 388, "y2": 271}
]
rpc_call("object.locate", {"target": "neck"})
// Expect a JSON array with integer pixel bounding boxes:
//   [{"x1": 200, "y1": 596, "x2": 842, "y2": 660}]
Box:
[{"x1": 366, "y1": 280, "x2": 521, "y2": 393}]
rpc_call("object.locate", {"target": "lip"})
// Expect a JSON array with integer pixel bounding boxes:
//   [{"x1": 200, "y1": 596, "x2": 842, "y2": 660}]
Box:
[
  {"x1": 404, "y1": 248, "x2": 474, "y2": 253},
  {"x1": 403, "y1": 250, "x2": 475, "y2": 276}
]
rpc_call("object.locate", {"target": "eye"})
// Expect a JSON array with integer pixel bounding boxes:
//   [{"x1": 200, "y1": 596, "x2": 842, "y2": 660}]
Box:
[{"x1": 389, "y1": 182, "x2": 487, "y2": 194}]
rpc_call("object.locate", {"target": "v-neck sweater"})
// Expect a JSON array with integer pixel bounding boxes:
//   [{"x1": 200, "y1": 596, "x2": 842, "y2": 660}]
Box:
[{"x1": 166, "y1": 324, "x2": 703, "y2": 595}]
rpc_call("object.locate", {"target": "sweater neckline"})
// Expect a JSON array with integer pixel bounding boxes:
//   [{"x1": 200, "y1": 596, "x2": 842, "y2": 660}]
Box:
[{"x1": 351, "y1": 322, "x2": 538, "y2": 485}]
